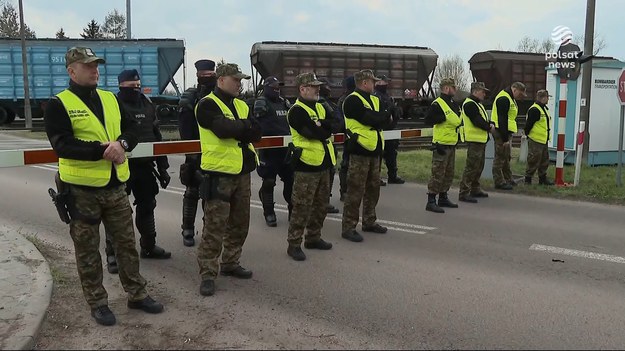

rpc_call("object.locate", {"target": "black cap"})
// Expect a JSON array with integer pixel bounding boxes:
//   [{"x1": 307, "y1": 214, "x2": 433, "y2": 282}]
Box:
[
  {"x1": 194, "y1": 59, "x2": 216, "y2": 71},
  {"x1": 264, "y1": 76, "x2": 284, "y2": 87},
  {"x1": 118, "y1": 69, "x2": 140, "y2": 84}
]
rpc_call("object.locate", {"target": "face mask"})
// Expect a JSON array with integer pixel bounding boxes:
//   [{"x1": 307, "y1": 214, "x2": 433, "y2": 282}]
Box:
[
  {"x1": 119, "y1": 87, "x2": 141, "y2": 102},
  {"x1": 375, "y1": 85, "x2": 388, "y2": 94},
  {"x1": 264, "y1": 87, "x2": 280, "y2": 100},
  {"x1": 320, "y1": 86, "x2": 331, "y2": 98},
  {"x1": 198, "y1": 76, "x2": 217, "y2": 91}
]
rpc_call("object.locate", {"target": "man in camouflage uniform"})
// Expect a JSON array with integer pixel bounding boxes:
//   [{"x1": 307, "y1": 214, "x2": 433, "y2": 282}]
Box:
[
  {"x1": 425, "y1": 78, "x2": 461, "y2": 213},
  {"x1": 285, "y1": 73, "x2": 335, "y2": 261},
  {"x1": 195, "y1": 63, "x2": 262, "y2": 296},
  {"x1": 491, "y1": 82, "x2": 527, "y2": 190},
  {"x1": 105, "y1": 69, "x2": 172, "y2": 275},
  {"x1": 524, "y1": 89, "x2": 555, "y2": 185},
  {"x1": 178, "y1": 59, "x2": 217, "y2": 247},
  {"x1": 341, "y1": 70, "x2": 391, "y2": 242},
  {"x1": 44, "y1": 47, "x2": 163, "y2": 326},
  {"x1": 458, "y1": 82, "x2": 494, "y2": 203}
]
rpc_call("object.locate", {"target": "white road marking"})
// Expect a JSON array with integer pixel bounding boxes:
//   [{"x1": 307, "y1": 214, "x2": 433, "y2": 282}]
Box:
[
  {"x1": 31, "y1": 170, "x2": 435, "y2": 235},
  {"x1": 530, "y1": 244, "x2": 625, "y2": 264}
]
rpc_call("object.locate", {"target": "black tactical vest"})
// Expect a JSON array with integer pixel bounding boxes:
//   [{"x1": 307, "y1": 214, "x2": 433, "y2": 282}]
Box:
[
  {"x1": 125, "y1": 96, "x2": 158, "y2": 143},
  {"x1": 258, "y1": 96, "x2": 291, "y2": 137}
]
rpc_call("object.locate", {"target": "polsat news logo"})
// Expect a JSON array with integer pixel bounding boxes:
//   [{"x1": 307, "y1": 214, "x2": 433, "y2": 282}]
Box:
[{"x1": 546, "y1": 25, "x2": 578, "y2": 69}]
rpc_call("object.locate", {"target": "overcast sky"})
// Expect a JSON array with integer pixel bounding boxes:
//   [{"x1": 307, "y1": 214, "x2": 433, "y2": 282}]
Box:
[{"x1": 18, "y1": 0, "x2": 625, "y2": 91}]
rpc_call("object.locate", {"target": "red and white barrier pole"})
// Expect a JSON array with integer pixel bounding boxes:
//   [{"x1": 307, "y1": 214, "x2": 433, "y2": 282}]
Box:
[
  {"x1": 555, "y1": 78, "x2": 567, "y2": 186},
  {"x1": 573, "y1": 121, "x2": 586, "y2": 186}
]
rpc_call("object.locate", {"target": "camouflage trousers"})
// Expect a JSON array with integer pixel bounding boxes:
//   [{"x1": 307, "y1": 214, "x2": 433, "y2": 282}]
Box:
[
  {"x1": 492, "y1": 131, "x2": 512, "y2": 186},
  {"x1": 287, "y1": 170, "x2": 330, "y2": 246},
  {"x1": 197, "y1": 173, "x2": 251, "y2": 281},
  {"x1": 459, "y1": 142, "x2": 486, "y2": 197},
  {"x1": 68, "y1": 184, "x2": 148, "y2": 309},
  {"x1": 427, "y1": 146, "x2": 456, "y2": 194},
  {"x1": 342, "y1": 154, "x2": 381, "y2": 232},
  {"x1": 526, "y1": 138, "x2": 550, "y2": 178}
]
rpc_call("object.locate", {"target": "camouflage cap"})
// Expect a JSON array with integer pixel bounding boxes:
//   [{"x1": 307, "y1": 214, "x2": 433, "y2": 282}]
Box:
[
  {"x1": 470, "y1": 82, "x2": 490, "y2": 91},
  {"x1": 354, "y1": 69, "x2": 381, "y2": 82},
  {"x1": 296, "y1": 72, "x2": 324, "y2": 86},
  {"x1": 65, "y1": 47, "x2": 105, "y2": 67},
  {"x1": 536, "y1": 89, "x2": 552, "y2": 98},
  {"x1": 215, "y1": 63, "x2": 251, "y2": 79},
  {"x1": 439, "y1": 78, "x2": 456, "y2": 89}
]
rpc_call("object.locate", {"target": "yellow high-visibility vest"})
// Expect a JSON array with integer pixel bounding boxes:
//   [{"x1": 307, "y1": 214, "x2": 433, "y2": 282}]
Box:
[
  {"x1": 527, "y1": 103, "x2": 551, "y2": 144},
  {"x1": 432, "y1": 97, "x2": 461, "y2": 146},
  {"x1": 197, "y1": 92, "x2": 258, "y2": 174},
  {"x1": 56, "y1": 89, "x2": 130, "y2": 187},
  {"x1": 491, "y1": 90, "x2": 518, "y2": 133},
  {"x1": 343, "y1": 92, "x2": 383, "y2": 151},
  {"x1": 289, "y1": 99, "x2": 336, "y2": 167},
  {"x1": 461, "y1": 98, "x2": 489, "y2": 143}
]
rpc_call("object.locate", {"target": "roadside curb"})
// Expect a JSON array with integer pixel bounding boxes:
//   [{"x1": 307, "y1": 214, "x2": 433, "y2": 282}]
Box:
[{"x1": 0, "y1": 229, "x2": 53, "y2": 350}]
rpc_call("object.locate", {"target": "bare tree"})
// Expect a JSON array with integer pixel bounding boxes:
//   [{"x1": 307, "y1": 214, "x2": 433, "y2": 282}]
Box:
[
  {"x1": 80, "y1": 19, "x2": 104, "y2": 39},
  {"x1": 102, "y1": 9, "x2": 126, "y2": 39},
  {"x1": 0, "y1": 3, "x2": 35, "y2": 38},
  {"x1": 573, "y1": 33, "x2": 607, "y2": 55},
  {"x1": 55, "y1": 27, "x2": 68, "y2": 39},
  {"x1": 433, "y1": 54, "x2": 470, "y2": 93},
  {"x1": 516, "y1": 36, "x2": 540, "y2": 52}
]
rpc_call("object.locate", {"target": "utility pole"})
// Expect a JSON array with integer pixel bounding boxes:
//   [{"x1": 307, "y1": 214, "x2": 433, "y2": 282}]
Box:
[
  {"x1": 126, "y1": 0, "x2": 131, "y2": 39},
  {"x1": 579, "y1": 0, "x2": 596, "y2": 163},
  {"x1": 18, "y1": 0, "x2": 32, "y2": 129}
]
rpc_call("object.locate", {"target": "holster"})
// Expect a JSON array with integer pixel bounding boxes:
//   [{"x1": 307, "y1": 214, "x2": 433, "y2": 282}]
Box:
[
  {"x1": 285, "y1": 142, "x2": 303, "y2": 170},
  {"x1": 199, "y1": 172, "x2": 221, "y2": 201},
  {"x1": 48, "y1": 172, "x2": 71, "y2": 224},
  {"x1": 345, "y1": 130, "x2": 360, "y2": 153},
  {"x1": 429, "y1": 143, "x2": 447, "y2": 156},
  {"x1": 179, "y1": 161, "x2": 199, "y2": 186}
]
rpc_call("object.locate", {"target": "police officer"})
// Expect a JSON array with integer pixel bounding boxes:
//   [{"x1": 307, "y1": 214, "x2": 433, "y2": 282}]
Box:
[
  {"x1": 317, "y1": 77, "x2": 341, "y2": 214},
  {"x1": 425, "y1": 78, "x2": 461, "y2": 213},
  {"x1": 491, "y1": 81, "x2": 527, "y2": 190},
  {"x1": 374, "y1": 75, "x2": 405, "y2": 185},
  {"x1": 524, "y1": 89, "x2": 554, "y2": 185},
  {"x1": 286, "y1": 72, "x2": 335, "y2": 261},
  {"x1": 195, "y1": 63, "x2": 262, "y2": 297},
  {"x1": 178, "y1": 59, "x2": 217, "y2": 247},
  {"x1": 341, "y1": 69, "x2": 390, "y2": 242},
  {"x1": 104, "y1": 69, "x2": 172, "y2": 274},
  {"x1": 254, "y1": 76, "x2": 294, "y2": 226},
  {"x1": 44, "y1": 47, "x2": 163, "y2": 326},
  {"x1": 337, "y1": 75, "x2": 355, "y2": 202},
  {"x1": 458, "y1": 82, "x2": 494, "y2": 203}
]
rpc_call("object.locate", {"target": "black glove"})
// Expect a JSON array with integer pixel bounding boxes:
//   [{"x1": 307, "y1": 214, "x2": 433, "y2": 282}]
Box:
[
  {"x1": 319, "y1": 119, "x2": 332, "y2": 131},
  {"x1": 157, "y1": 169, "x2": 171, "y2": 189}
]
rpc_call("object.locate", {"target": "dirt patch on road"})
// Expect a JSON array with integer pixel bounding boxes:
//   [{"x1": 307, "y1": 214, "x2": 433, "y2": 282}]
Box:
[{"x1": 29, "y1": 238, "x2": 374, "y2": 350}]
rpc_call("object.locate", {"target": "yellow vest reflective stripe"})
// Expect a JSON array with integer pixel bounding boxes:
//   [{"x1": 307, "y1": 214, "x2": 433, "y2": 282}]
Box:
[
  {"x1": 343, "y1": 92, "x2": 384, "y2": 151},
  {"x1": 491, "y1": 90, "x2": 518, "y2": 133},
  {"x1": 461, "y1": 98, "x2": 489, "y2": 143},
  {"x1": 289, "y1": 99, "x2": 336, "y2": 167},
  {"x1": 432, "y1": 97, "x2": 461, "y2": 145},
  {"x1": 56, "y1": 89, "x2": 129, "y2": 187},
  {"x1": 527, "y1": 103, "x2": 551, "y2": 144},
  {"x1": 197, "y1": 92, "x2": 257, "y2": 174}
]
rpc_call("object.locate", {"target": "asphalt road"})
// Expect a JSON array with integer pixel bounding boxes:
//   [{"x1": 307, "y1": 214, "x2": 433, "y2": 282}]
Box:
[{"x1": 2, "y1": 150, "x2": 625, "y2": 349}]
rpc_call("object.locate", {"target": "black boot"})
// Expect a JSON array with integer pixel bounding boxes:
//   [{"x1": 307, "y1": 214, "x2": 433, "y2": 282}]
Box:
[
  {"x1": 181, "y1": 189, "x2": 199, "y2": 247},
  {"x1": 259, "y1": 179, "x2": 277, "y2": 227},
  {"x1": 438, "y1": 192, "x2": 458, "y2": 208},
  {"x1": 425, "y1": 193, "x2": 444, "y2": 213},
  {"x1": 137, "y1": 201, "x2": 171, "y2": 259},
  {"x1": 539, "y1": 175, "x2": 555, "y2": 186},
  {"x1": 525, "y1": 176, "x2": 532, "y2": 185},
  {"x1": 287, "y1": 245, "x2": 306, "y2": 261},
  {"x1": 388, "y1": 170, "x2": 405, "y2": 184}
]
